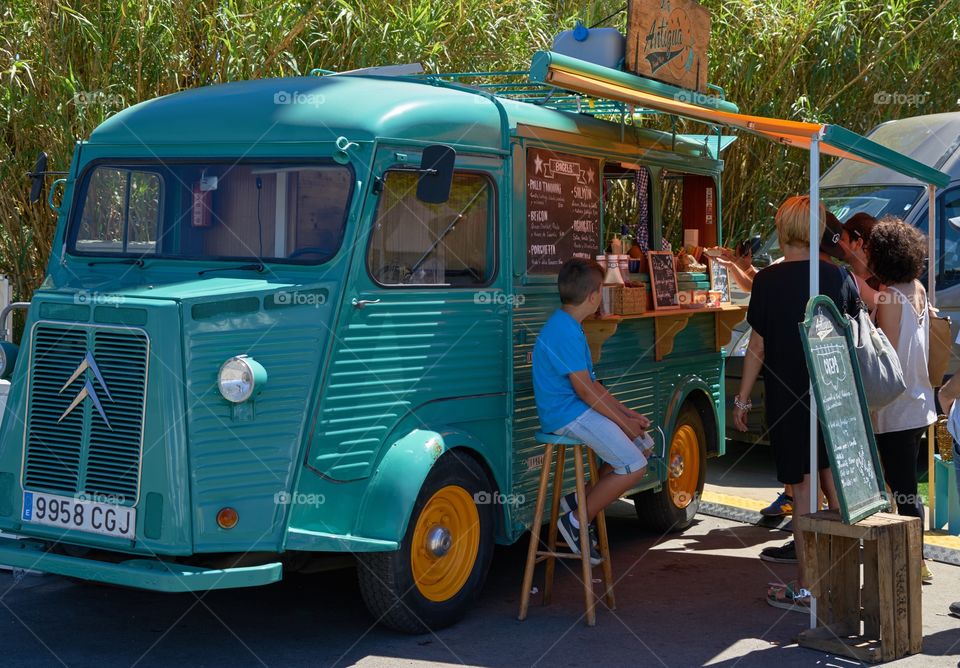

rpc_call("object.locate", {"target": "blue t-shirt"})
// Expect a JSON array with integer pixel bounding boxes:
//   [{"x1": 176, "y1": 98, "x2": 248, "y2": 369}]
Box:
[{"x1": 533, "y1": 309, "x2": 596, "y2": 433}]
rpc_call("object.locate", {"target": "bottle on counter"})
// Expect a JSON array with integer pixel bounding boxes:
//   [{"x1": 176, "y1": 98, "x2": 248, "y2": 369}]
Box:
[
  {"x1": 604, "y1": 253, "x2": 625, "y2": 285},
  {"x1": 618, "y1": 254, "x2": 630, "y2": 282},
  {"x1": 610, "y1": 234, "x2": 623, "y2": 255}
]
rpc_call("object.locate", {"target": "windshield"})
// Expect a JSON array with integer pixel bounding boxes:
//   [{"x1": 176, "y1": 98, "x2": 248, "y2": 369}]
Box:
[
  {"x1": 70, "y1": 161, "x2": 353, "y2": 264},
  {"x1": 821, "y1": 184, "x2": 924, "y2": 222}
]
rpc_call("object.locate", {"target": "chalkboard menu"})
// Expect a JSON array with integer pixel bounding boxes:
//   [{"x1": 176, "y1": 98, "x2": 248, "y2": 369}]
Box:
[
  {"x1": 708, "y1": 257, "x2": 731, "y2": 302},
  {"x1": 526, "y1": 148, "x2": 600, "y2": 273},
  {"x1": 800, "y1": 296, "x2": 889, "y2": 524},
  {"x1": 648, "y1": 251, "x2": 680, "y2": 310}
]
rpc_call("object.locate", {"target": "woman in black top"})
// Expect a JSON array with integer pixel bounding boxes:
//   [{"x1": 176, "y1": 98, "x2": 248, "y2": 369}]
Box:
[{"x1": 732, "y1": 195, "x2": 859, "y2": 608}]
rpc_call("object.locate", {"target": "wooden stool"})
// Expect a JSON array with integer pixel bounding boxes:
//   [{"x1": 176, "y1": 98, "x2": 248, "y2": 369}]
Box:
[
  {"x1": 795, "y1": 510, "x2": 922, "y2": 663},
  {"x1": 518, "y1": 431, "x2": 614, "y2": 626}
]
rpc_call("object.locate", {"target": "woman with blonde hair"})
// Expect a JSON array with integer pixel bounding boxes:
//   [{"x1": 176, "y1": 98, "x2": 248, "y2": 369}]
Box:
[{"x1": 732, "y1": 195, "x2": 859, "y2": 611}]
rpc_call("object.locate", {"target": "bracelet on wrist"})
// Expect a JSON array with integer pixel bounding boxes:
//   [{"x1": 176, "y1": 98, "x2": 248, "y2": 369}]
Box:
[{"x1": 734, "y1": 394, "x2": 752, "y2": 411}]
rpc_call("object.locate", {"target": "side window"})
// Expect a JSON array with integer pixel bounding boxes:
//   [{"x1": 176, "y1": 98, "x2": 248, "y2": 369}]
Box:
[
  {"x1": 938, "y1": 187, "x2": 960, "y2": 288},
  {"x1": 76, "y1": 168, "x2": 161, "y2": 254},
  {"x1": 368, "y1": 170, "x2": 494, "y2": 286}
]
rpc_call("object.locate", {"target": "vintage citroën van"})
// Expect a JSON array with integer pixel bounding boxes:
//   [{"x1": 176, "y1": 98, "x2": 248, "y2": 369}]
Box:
[{"x1": 0, "y1": 54, "x2": 742, "y2": 632}]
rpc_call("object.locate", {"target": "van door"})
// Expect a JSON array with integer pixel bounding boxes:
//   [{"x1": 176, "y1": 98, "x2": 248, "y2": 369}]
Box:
[{"x1": 306, "y1": 146, "x2": 510, "y2": 482}]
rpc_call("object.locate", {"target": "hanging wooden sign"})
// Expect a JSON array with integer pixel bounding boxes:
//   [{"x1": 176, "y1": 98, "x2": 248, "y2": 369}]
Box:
[{"x1": 625, "y1": 0, "x2": 711, "y2": 94}]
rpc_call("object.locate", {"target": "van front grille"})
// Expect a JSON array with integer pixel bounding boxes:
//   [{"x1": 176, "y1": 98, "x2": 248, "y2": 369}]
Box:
[{"x1": 23, "y1": 323, "x2": 149, "y2": 504}]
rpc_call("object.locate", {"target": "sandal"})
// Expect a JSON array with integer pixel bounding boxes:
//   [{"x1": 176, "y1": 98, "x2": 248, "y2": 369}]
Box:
[{"x1": 766, "y1": 581, "x2": 811, "y2": 613}]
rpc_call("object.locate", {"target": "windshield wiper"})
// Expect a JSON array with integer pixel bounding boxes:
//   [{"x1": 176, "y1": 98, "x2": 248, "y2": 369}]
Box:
[
  {"x1": 198, "y1": 262, "x2": 265, "y2": 276},
  {"x1": 88, "y1": 258, "x2": 145, "y2": 267}
]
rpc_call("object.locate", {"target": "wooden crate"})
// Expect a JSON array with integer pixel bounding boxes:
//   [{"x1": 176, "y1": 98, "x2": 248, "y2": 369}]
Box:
[
  {"x1": 795, "y1": 511, "x2": 922, "y2": 663},
  {"x1": 612, "y1": 285, "x2": 648, "y2": 315}
]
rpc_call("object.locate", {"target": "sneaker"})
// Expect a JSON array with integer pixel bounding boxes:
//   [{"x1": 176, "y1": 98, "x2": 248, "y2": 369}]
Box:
[
  {"x1": 557, "y1": 512, "x2": 602, "y2": 566},
  {"x1": 921, "y1": 563, "x2": 933, "y2": 585},
  {"x1": 949, "y1": 601, "x2": 960, "y2": 618},
  {"x1": 760, "y1": 492, "x2": 793, "y2": 517},
  {"x1": 560, "y1": 492, "x2": 578, "y2": 515},
  {"x1": 559, "y1": 493, "x2": 599, "y2": 548},
  {"x1": 760, "y1": 540, "x2": 798, "y2": 564}
]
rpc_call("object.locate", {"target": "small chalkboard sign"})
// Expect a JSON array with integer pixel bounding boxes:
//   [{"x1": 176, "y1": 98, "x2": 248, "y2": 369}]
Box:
[
  {"x1": 800, "y1": 296, "x2": 889, "y2": 524},
  {"x1": 708, "y1": 257, "x2": 731, "y2": 302},
  {"x1": 647, "y1": 251, "x2": 680, "y2": 310}
]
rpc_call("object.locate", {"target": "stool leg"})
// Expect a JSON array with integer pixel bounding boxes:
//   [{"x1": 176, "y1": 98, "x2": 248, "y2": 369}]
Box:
[
  {"x1": 588, "y1": 450, "x2": 615, "y2": 610},
  {"x1": 573, "y1": 445, "x2": 596, "y2": 626},
  {"x1": 519, "y1": 443, "x2": 554, "y2": 621},
  {"x1": 543, "y1": 444, "x2": 566, "y2": 606}
]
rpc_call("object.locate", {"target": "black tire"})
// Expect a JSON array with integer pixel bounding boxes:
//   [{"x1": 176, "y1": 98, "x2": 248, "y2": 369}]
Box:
[
  {"x1": 633, "y1": 404, "x2": 708, "y2": 532},
  {"x1": 356, "y1": 452, "x2": 495, "y2": 634}
]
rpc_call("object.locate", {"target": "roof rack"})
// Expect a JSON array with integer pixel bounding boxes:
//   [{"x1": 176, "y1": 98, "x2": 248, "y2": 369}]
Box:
[
  {"x1": 308, "y1": 65, "x2": 662, "y2": 119},
  {"x1": 414, "y1": 69, "x2": 662, "y2": 118}
]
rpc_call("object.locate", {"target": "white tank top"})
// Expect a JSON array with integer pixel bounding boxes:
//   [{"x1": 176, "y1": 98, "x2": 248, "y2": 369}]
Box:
[{"x1": 872, "y1": 282, "x2": 936, "y2": 433}]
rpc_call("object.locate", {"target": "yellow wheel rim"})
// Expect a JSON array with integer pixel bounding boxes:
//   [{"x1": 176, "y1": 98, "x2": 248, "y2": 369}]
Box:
[
  {"x1": 668, "y1": 424, "x2": 701, "y2": 509},
  {"x1": 410, "y1": 485, "x2": 480, "y2": 602}
]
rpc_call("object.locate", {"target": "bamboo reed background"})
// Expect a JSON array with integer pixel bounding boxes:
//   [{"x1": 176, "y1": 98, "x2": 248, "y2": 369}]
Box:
[{"x1": 2, "y1": 1, "x2": 958, "y2": 300}]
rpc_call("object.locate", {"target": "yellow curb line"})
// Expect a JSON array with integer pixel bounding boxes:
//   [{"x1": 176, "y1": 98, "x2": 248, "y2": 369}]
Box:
[
  {"x1": 702, "y1": 490, "x2": 960, "y2": 550},
  {"x1": 702, "y1": 490, "x2": 768, "y2": 512}
]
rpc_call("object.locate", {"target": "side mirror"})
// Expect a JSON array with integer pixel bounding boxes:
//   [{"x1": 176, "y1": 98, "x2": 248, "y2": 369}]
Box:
[
  {"x1": 416, "y1": 145, "x2": 456, "y2": 204},
  {"x1": 29, "y1": 152, "x2": 48, "y2": 204}
]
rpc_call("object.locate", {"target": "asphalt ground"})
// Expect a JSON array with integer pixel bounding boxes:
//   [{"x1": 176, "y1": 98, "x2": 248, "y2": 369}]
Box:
[
  {"x1": 0, "y1": 502, "x2": 958, "y2": 668},
  {"x1": 705, "y1": 440, "x2": 960, "y2": 564}
]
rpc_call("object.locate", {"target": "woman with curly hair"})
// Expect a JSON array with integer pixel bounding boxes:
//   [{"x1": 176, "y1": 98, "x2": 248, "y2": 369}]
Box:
[{"x1": 867, "y1": 216, "x2": 936, "y2": 583}]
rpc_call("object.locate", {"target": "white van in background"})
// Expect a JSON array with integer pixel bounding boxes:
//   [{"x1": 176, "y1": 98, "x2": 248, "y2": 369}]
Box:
[
  {"x1": 821, "y1": 112, "x2": 960, "y2": 341},
  {"x1": 726, "y1": 112, "x2": 960, "y2": 444}
]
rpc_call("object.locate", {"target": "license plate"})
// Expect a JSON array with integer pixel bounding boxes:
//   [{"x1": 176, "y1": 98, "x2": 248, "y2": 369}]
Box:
[{"x1": 22, "y1": 492, "x2": 136, "y2": 539}]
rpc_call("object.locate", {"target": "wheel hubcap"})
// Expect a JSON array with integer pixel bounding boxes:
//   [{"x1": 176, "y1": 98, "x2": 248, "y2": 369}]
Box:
[
  {"x1": 669, "y1": 454, "x2": 685, "y2": 479},
  {"x1": 668, "y1": 424, "x2": 701, "y2": 509},
  {"x1": 426, "y1": 526, "x2": 453, "y2": 557},
  {"x1": 410, "y1": 485, "x2": 481, "y2": 602}
]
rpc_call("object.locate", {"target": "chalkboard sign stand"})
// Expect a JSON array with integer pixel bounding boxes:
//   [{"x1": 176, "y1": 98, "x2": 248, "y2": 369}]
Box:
[
  {"x1": 800, "y1": 296, "x2": 889, "y2": 524},
  {"x1": 708, "y1": 256, "x2": 731, "y2": 303},
  {"x1": 647, "y1": 251, "x2": 681, "y2": 311}
]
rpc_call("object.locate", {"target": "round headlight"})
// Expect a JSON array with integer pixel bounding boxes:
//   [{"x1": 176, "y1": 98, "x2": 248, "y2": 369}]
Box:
[
  {"x1": 0, "y1": 342, "x2": 19, "y2": 380},
  {"x1": 217, "y1": 355, "x2": 266, "y2": 403}
]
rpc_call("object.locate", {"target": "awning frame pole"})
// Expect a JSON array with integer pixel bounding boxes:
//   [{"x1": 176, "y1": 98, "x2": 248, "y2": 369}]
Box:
[
  {"x1": 927, "y1": 184, "x2": 937, "y2": 531},
  {"x1": 809, "y1": 132, "x2": 821, "y2": 629}
]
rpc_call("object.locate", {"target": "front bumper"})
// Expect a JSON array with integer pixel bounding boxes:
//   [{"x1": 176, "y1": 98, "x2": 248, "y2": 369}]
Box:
[{"x1": 0, "y1": 538, "x2": 282, "y2": 592}]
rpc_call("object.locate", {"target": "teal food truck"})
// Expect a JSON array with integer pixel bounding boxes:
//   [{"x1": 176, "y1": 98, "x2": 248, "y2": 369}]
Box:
[{"x1": 0, "y1": 54, "x2": 742, "y2": 632}]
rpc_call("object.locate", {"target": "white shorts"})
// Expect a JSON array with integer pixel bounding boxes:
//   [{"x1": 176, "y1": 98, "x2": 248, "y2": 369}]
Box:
[{"x1": 555, "y1": 408, "x2": 648, "y2": 475}]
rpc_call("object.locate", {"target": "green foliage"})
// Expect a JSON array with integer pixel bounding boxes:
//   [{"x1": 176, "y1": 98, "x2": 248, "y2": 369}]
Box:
[{"x1": 1, "y1": 0, "x2": 958, "y2": 299}]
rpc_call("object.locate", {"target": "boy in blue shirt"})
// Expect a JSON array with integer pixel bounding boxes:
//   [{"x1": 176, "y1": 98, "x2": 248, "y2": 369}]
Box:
[{"x1": 533, "y1": 258, "x2": 654, "y2": 564}]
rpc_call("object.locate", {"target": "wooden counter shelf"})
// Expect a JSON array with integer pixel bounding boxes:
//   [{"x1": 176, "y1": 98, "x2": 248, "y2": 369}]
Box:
[{"x1": 582, "y1": 304, "x2": 746, "y2": 362}]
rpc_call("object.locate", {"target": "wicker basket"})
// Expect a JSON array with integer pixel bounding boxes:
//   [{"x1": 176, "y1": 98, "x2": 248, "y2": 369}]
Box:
[
  {"x1": 612, "y1": 285, "x2": 648, "y2": 315},
  {"x1": 935, "y1": 415, "x2": 953, "y2": 462}
]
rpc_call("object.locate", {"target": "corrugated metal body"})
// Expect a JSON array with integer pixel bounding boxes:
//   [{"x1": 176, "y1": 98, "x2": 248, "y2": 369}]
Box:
[{"x1": 311, "y1": 294, "x2": 507, "y2": 481}]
